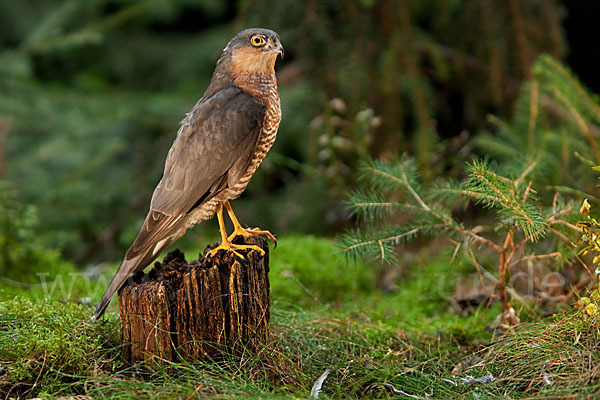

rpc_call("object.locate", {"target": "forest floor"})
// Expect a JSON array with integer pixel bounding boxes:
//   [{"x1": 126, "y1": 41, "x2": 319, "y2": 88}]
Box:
[{"x1": 1, "y1": 235, "x2": 599, "y2": 399}]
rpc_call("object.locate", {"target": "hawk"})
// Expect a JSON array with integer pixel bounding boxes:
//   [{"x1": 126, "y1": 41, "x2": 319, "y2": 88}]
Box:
[{"x1": 92, "y1": 28, "x2": 283, "y2": 320}]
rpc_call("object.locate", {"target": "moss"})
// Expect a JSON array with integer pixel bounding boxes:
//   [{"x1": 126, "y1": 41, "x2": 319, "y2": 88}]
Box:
[
  {"x1": 0, "y1": 297, "x2": 120, "y2": 398},
  {"x1": 269, "y1": 235, "x2": 376, "y2": 307},
  {"x1": 1, "y1": 235, "x2": 596, "y2": 399}
]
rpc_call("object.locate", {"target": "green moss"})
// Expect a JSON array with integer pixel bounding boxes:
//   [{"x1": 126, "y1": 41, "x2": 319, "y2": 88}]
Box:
[
  {"x1": 0, "y1": 297, "x2": 120, "y2": 398},
  {"x1": 0, "y1": 256, "x2": 106, "y2": 304},
  {"x1": 0, "y1": 235, "x2": 595, "y2": 399},
  {"x1": 353, "y1": 250, "x2": 497, "y2": 338},
  {"x1": 269, "y1": 235, "x2": 376, "y2": 307}
]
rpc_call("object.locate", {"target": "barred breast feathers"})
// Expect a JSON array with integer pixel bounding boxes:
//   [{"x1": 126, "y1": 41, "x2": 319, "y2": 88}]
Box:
[{"x1": 184, "y1": 83, "x2": 280, "y2": 228}]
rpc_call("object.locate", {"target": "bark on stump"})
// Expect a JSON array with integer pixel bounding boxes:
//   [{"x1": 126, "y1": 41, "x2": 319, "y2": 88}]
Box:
[{"x1": 118, "y1": 235, "x2": 270, "y2": 364}]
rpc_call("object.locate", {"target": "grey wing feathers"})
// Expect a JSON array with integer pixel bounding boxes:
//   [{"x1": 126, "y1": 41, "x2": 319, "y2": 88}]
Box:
[
  {"x1": 151, "y1": 87, "x2": 266, "y2": 215},
  {"x1": 92, "y1": 87, "x2": 266, "y2": 319}
]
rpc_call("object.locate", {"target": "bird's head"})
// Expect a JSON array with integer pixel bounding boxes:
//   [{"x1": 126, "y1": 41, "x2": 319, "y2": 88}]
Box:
[{"x1": 222, "y1": 28, "x2": 284, "y2": 78}]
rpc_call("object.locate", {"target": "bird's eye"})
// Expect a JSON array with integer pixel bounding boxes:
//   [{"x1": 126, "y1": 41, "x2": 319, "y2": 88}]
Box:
[{"x1": 250, "y1": 35, "x2": 264, "y2": 46}]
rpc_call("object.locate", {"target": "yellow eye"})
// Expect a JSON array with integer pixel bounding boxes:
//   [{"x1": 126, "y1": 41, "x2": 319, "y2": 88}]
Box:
[{"x1": 250, "y1": 35, "x2": 264, "y2": 46}]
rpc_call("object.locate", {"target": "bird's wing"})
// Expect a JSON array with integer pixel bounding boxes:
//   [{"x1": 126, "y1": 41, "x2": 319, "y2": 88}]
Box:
[
  {"x1": 92, "y1": 86, "x2": 266, "y2": 319},
  {"x1": 128, "y1": 86, "x2": 266, "y2": 260},
  {"x1": 151, "y1": 86, "x2": 265, "y2": 216}
]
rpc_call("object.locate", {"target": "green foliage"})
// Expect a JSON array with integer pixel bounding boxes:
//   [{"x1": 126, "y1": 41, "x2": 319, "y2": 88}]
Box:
[
  {"x1": 341, "y1": 154, "x2": 582, "y2": 324},
  {"x1": 269, "y1": 235, "x2": 376, "y2": 307},
  {"x1": 342, "y1": 156, "x2": 451, "y2": 263},
  {"x1": 476, "y1": 55, "x2": 600, "y2": 194},
  {"x1": 464, "y1": 159, "x2": 546, "y2": 240},
  {"x1": 467, "y1": 312, "x2": 600, "y2": 397},
  {"x1": 0, "y1": 183, "x2": 68, "y2": 282},
  {"x1": 0, "y1": 297, "x2": 120, "y2": 398},
  {"x1": 534, "y1": 55, "x2": 600, "y2": 127},
  {"x1": 246, "y1": 0, "x2": 566, "y2": 172},
  {"x1": 341, "y1": 56, "x2": 599, "y2": 322},
  {"x1": 342, "y1": 156, "x2": 574, "y2": 264}
]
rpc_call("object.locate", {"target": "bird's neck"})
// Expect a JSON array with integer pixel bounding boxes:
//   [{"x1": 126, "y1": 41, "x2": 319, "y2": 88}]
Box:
[{"x1": 233, "y1": 73, "x2": 278, "y2": 103}]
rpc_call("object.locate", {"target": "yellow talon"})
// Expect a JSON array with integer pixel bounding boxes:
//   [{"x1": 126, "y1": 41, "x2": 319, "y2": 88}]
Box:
[
  {"x1": 223, "y1": 200, "x2": 276, "y2": 244},
  {"x1": 209, "y1": 242, "x2": 265, "y2": 258},
  {"x1": 227, "y1": 227, "x2": 276, "y2": 243},
  {"x1": 209, "y1": 201, "x2": 272, "y2": 258}
]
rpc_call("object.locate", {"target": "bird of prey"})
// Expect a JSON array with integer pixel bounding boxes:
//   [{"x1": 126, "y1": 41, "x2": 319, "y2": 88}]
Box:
[{"x1": 92, "y1": 28, "x2": 283, "y2": 320}]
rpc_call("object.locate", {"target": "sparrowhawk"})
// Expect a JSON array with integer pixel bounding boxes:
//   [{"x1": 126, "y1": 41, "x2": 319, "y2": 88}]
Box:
[{"x1": 92, "y1": 28, "x2": 283, "y2": 319}]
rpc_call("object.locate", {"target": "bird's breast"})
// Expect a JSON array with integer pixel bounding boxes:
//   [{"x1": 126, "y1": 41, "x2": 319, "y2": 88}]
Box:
[
  {"x1": 183, "y1": 85, "x2": 281, "y2": 229},
  {"x1": 233, "y1": 89, "x2": 281, "y2": 190}
]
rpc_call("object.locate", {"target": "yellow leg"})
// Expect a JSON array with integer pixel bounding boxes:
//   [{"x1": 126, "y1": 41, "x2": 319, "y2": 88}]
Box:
[
  {"x1": 209, "y1": 203, "x2": 267, "y2": 258},
  {"x1": 223, "y1": 200, "x2": 276, "y2": 244}
]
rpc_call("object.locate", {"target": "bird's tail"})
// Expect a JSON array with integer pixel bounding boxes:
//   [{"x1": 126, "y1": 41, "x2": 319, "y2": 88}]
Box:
[
  {"x1": 91, "y1": 257, "x2": 141, "y2": 320},
  {"x1": 91, "y1": 234, "x2": 178, "y2": 320},
  {"x1": 91, "y1": 211, "x2": 185, "y2": 320}
]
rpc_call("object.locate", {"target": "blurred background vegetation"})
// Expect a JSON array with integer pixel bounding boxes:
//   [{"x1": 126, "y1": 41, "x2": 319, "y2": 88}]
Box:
[
  {"x1": 4, "y1": 2, "x2": 600, "y2": 398},
  {"x1": 1, "y1": 0, "x2": 599, "y2": 269}
]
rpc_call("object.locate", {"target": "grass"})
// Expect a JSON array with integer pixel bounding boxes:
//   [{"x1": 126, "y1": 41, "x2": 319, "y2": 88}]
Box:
[
  {"x1": 0, "y1": 298, "x2": 121, "y2": 398},
  {"x1": 1, "y1": 235, "x2": 599, "y2": 398},
  {"x1": 471, "y1": 312, "x2": 600, "y2": 397}
]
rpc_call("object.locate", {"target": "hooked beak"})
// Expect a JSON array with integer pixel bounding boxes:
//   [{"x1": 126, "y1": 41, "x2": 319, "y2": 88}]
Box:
[{"x1": 272, "y1": 43, "x2": 284, "y2": 59}]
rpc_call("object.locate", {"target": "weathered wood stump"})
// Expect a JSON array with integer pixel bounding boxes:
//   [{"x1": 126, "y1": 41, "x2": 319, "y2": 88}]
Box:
[{"x1": 118, "y1": 235, "x2": 270, "y2": 364}]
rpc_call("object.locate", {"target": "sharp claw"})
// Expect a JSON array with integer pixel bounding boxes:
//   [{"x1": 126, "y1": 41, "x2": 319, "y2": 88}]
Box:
[
  {"x1": 252, "y1": 246, "x2": 265, "y2": 255},
  {"x1": 232, "y1": 250, "x2": 245, "y2": 259},
  {"x1": 227, "y1": 226, "x2": 276, "y2": 245},
  {"x1": 209, "y1": 243, "x2": 264, "y2": 259}
]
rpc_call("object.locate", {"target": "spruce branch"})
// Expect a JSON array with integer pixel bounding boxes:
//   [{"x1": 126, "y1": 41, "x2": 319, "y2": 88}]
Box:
[
  {"x1": 465, "y1": 160, "x2": 546, "y2": 240},
  {"x1": 358, "y1": 158, "x2": 452, "y2": 224},
  {"x1": 535, "y1": 55, "x2": 600, "y2": 123},
  {"x1": 509, "y1": 252, "x2": 563, "y2": 269},
  {"x1": 341, "y1": 224, "x2": 447, "y2": 263},
  {"x1": 342, "y1": 57, "x2": 600, "y2": 325},
  {"x1": 438, "y1": 188, "x2": 503, "y2": 206},
  {"x1": 347, "y1": 190, "x2": 397, "y2": 222},
  {"x1": 527, "y1": 81, "x2": 539, "y2": 152},
  {"x1": 551, "y1": 87, "x2": 600, "y2": 163},
  {"x1": 342, "y1": 153, "x2": 582, "y2": 326},
  {"x1": 514, "y1": 160, "x2": 538, "y2": 188},
  {"x1": 451, "y1": 225, "x2": 502, "y2": 253}
]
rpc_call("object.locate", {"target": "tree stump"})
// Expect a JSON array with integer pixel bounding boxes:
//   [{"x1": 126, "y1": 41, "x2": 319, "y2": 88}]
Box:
[{"x1": 118, "y1": 235, "x2": 270, "y2": 364}]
